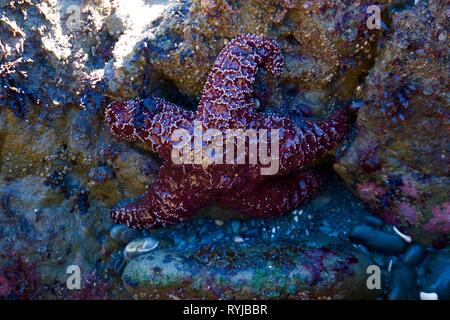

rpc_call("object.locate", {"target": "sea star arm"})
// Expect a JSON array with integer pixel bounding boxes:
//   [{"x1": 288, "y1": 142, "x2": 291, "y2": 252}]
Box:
[
  {"x1": 255, "y1": 105, "x2": 356, "y2": 174},
  {"x1": 196, "y1": 34, "x2": 284, "y2": 129},
  {"x1": 105, "y1": 97, "x2": 195, "y2": 159},
  {"x1": 110, "y1": 165, "x2": 212, "y2": 229},
  {"x1": 217, "y1": 170, "x2": 324, "y2": 217}
]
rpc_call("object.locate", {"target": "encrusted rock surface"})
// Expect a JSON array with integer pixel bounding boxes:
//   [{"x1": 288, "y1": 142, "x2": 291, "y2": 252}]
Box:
[
  {"x1": 335, "y1": 0, "x2": 449, "y2": 244},
  {"x1": 0, "y1": 0, "x2": 448, "y2": 299},
  {"x1": 122, "y1": 236, "x2": 376, "y2": 300},
  {"x1": 0, "y1": 0, "x2": 156, "y2": 299},
  {"x1": 106, "y1": 0, "x2": 385, "y2": 116}
]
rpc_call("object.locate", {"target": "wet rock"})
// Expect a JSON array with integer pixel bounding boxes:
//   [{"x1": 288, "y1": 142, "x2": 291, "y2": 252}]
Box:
[
  {"x1": 106, "y1": 250, "x2": 127, "y2": 276},
  {"x1": 319, "y1": 225, "x2": 333, "y2": 235},
  {"x1": 388, "y1": 264, "x2": 418, "y2": 300},
  {"x1": 402, "y1": 244, "x2": 426, "y2": 266},
  {"x1": 122, "y1": 236, "x2": 376, "y2": 299},
  {"x1": 0, "y1": 176, "x2": 113, "y2": 299},
  {"x1": 421, "y1": 253, "x2": 450, "y2": 300},
  {"x1": 335, "y1": 0, "x2": 450, "y2": 244},
  {"x1": 349, "y1": 225, "x2": 407, "y2": 255},
  {"x1": 419, "y1": 292, "x2": 438, "y2": 300},
  {"x1": 124, "y1": 237, "x2": 159, "y2": 261},
  {"x1": 0, "y1": 0, "x2": 156, "y2": 297},
  {"x1": 242, "y1": 228, "x2": 259, "y2": 238},
  {"x1": 110, "y1": 225, "x2": 142, "y2": 244},
  {"x1": 0, "y1": 0, "x2": 115, "y2": 114},
  {"x1": 231, "y1": 220, "x2": 241, "y2": 234},
  {"x1": 431, "y1": 236, "x2": 449, "y2": 250},
  {"x1": 107, "y1": 0, "x2": 384, "y2": 117},
  {"x1": 1, "y1": 0, "x2": 447, "y2": 301},
  {"x1": 362, "y1": 215, "x2": 384, "y2": 228},
  {"x1": 372, "y1": 254, "x2": 386, "y2": 268},
  {"x1": 0, "y1": 0, "x2": 128, "y2": 298}
]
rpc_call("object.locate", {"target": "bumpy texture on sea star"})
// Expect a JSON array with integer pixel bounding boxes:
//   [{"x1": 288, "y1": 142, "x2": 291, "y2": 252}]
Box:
[{"x1": 105, "y1": 34, "x2": 358, "y2": 229}]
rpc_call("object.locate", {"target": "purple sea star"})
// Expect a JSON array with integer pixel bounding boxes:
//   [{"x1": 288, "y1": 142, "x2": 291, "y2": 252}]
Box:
[{"x1": 105, "y1": 34, "x2": 357, "y2": 229}]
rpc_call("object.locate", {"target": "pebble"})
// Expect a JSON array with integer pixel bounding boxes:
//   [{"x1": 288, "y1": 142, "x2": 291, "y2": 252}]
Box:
[
  {"x1": 199, "y1": 222, "x2": 212, "y2": 235},
  {"x1": 200, "y1": 231, "x2": 224, "y2": 245},
  {"x1": 124, "y1": 237, "x2": 159, "y2": 261},
  {"x1": 402, "y1": 244, "x2": 426, "y2": 266},
  {"x1": 106, "y1": 250, "x2": 127, "y2": 276},
  {"x1": 243, "y1": 228, "x2": 259, "y2": 238},
  {"x1": 362, "y1": 215, "x2": 384, "y2": 228},
  {"x1": 349, "y1": 225, "x2": 407, "y2": 255},
  {"x1": 356, "y1": 244, "x2": 371, "y2": 257},
  {"x1": 388, "y1": 257, "x2": 396, "y2": 273},
  {"x1": 319, "y1": 225, "x2": 333, "y2": 235},
  {"x1": 110, "y1": 224, "x2": 142, "y2": 244},
  {"x1": 392, "y1": 226, "x2": 412, "y2": 243},
  {"x1": 311, "y1": 196, "x2": 331, "y2": 208},
  {"x1": 372, "y1": 254, "x2": 386, "y2": 267},
  {"x1": 420, "y1": 292, "x2": 438, "y2": 300},
  {"x1": 63, "y1": 172, "x2": 81, "y2": 190},
  {"x1": 186, "y1": 233, "x2": 197, "y2": 244},
  {"x1": 231, "y1": 220, "x2": 241, "y2": 234},
  {"x1": 122, "y1": 238, "x2": 376, "y2": 299},
  {"x1": 212, "y1": 231, "x2": 224, "y2": 240},
  {"x1": 198, "y1": 232, "x2": 213, "y2": 244},
  {"x1": 421, "y1": 253, "x2": 450, "y2": 300},
  {"x1": 233, "y1": 235, "x2": 244, "y2": 243},
  {"x1": 388, "y1": 264, "x2": 418, "y2": 300},
  {"x1": 175, "y1": 240, "x2": 187, "y2": 250}
]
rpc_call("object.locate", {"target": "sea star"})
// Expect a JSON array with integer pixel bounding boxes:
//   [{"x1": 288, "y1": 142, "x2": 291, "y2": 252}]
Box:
[{"x1": 105, "y1": 34, "x2": 358, "y2": 229}]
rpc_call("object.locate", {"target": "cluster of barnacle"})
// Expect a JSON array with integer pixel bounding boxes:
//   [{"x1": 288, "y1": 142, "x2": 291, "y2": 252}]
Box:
[
  {"x1": 0, "y1": 58, "x2": 34, "y2": 119},
  {"x1": 2, "y1": 151, "x2": 37, "y2": 179},
  {"x1": 367, "y1": 73, "x2": 418, "y2": 122},
  {"x1": 380, "y1": 81, "x2": 418, "y2": 122},
  {"x1": 41, "y1": 145, "x2": 91, "y2": 214},
  {"x1": 87, "y1": 163, "x2": 115, "y2": 186},
  {"x1": 80, "y1": 73, "x2": 108, "y2": 113},
  {"x1": 42, "y1": 145, "x2": 75, "y2": 189},
  {"x1": 43, "y1": 169, "x2": 67, "y2": 189}
]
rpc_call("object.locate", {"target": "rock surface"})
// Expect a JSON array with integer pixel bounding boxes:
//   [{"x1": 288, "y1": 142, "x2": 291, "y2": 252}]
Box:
[
  {"x1": 420, "y1": 253, "x2": 450, "y2": 300},
  {"x1": 388, "y1": 264, "x2": 418, "y2": 300},
  {"x1": 107, "y1": 0, "x2": 385, "y2": 116},
  {"x1": 122, "y1": 236, "x2": 376, "y2": 299},
  {"x1": 0, "y1": 176, "x2": 115, "y2": 299},
  {"x1": 0, "y1": 0, "x2": 156, "y2": 299},
  {"x1": 349, "y1": 225, "x2": 407, "y2": 255},
  {"x1": 334, "y1": 1, "x2": 449, "y2": 244},
  {"x1": 0, "y1": 0, "x2": 448, "y2": 300}
]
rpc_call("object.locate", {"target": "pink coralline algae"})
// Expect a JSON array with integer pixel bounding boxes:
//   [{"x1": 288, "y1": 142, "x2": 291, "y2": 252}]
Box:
[
  {"x1": 400, "y1": 178, "x2": 419, "y2": 198},
  {"x1": 398, "y1": 203, "x2": 419, "y2": 223},
  {"x1": 105, "y1": 34, "x2": 357, "y2": 229},
  {"x1": 424, "y1": 203, "x2": 450, "y2": 234},
  {"x1": 356, "y1": 182, "x2": 386, "y2": 203}
]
